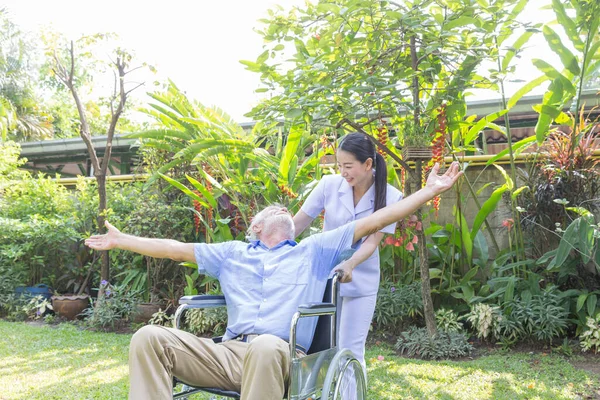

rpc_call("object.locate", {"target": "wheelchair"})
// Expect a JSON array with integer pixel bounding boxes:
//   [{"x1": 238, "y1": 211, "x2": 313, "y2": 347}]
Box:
[{"x1": 171, "y1": 272, "x2": 367, "y2": 400}]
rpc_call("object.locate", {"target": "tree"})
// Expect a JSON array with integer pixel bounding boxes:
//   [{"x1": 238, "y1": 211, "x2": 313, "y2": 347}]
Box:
[
  {"x1": 51, "y1": 37, "x2": 145, "y2": 289},
  {"x1": 245, "y1": 0, "x2": 499, "y2": 336},
  {"x1": 0, "y1": 9, "x2": 52, "y2": 141}
]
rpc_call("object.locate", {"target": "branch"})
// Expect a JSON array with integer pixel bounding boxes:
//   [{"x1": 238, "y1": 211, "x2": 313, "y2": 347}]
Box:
[
  {"x1": 54, "y1": 41, "x2": 100, "y2": 174},
  {"x1": 100, "y1": 57, "x2": 128, "y2": 174}
]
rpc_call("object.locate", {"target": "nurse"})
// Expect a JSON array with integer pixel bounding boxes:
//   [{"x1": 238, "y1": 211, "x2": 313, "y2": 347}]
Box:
[{"x1": 293, "y1": 132, "x2": 403, "y2": 370}]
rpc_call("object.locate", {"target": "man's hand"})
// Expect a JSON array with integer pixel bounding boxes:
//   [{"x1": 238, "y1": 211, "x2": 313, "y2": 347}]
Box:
[
  {"x1": 334, "y1": 260, "x2": 356, "y2": 283},
  {"x1": 85, "y1": 221, "x2": 121, "y2": 251},
  {"x1": 424, "y1": 162, "x2": 462, "y2": 196}
]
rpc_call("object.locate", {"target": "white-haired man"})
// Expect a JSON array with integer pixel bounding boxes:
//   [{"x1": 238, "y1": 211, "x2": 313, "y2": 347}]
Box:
[{"x1": 85, "y1": 162, "x2": 462, "y2": 400}]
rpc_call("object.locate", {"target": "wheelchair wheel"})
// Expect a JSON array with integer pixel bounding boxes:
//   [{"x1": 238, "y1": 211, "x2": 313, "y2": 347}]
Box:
[{"x1": 321, "y1": 349, "x2": 366, "y2": 400}]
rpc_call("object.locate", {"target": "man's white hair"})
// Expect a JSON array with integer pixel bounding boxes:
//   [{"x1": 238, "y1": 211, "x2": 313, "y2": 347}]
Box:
[{"x1": 246, "y1": 204, "x2": 294, "y2": 241}]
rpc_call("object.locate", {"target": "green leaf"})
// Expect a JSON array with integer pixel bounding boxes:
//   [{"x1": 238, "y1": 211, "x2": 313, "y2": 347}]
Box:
[
  {"x1": 532, "y1": 59, "x2": 576, "y2": 95},
  {"x1": 543, "y1": 25, "x2": 580, "y2": 76},
  {"x1": 465, "y1": 110, "x2": 508, "y2": 144},
  {"x1": 239, "y1": 60, "x2": 261, "y2": 72},
  {"x1": 256, "y1": 50, "x2": 269, "y2": 64},
  {"x1": 444, "y1": 16, "x2": 479, "y2": 30},
  {"x1": 587, "y1": 294, "x2": 598, "y2": 317},
  {"x1": 159, "y1": 173, "x2": 203, "y2": 203},
  {"x1": 186, "y1": 175, "x2": 218, "y2": 210},
  {"x1": 486, "y1": 136, "x2": 536, "y2": 165},
  {"x1": 502, "y1": 31, "x2": 534, "y2": 71},
  {"x1": 288, "y1": 155, "x2": 298, "y2": 185},
  {"x1": 471, "y1": 185, "x2": 507, "y2": 241},
  {"x1": 493, "y1": 164, "x2": 513, "y2": 191},
  {"x1": 279, "y1": 126, "x2": 302, "y2": 179},
  {"x1": 511, "y1": 185, "x2": 529, "y2": 200},
  {"x1": 285, "y1": 108, "x2": 304, "y2": 119},
  {"x1": 504, "y1": 278, "x2": 515, "y2": 303},
  {"x1": 551, "y1": 0, "x2": 584, "y2": 52},
  {"x1": 459, "y1": 210, "x2": 473, "y2": 266},
  {"x1": 507, "y1": 76, "x2": 548, "y2": 109},
  {"x1": 578, "y1": 217, "x2": 594, "y2": 264},
  {"x1": 534, "y1": 79, "x2": 564, "y2": 143},
  {"x1": 584, "y1": 43, "x2": 600, "y2": 74},
  {"x1": 576, "y1": 292, "x2": 588, "y2": 312},
  {"x1": 548, "y1": 218, "x2": 580, "y2": 270}
]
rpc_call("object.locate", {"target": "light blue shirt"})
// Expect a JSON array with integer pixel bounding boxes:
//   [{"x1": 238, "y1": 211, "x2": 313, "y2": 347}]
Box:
[
  {"x1": 194, "y1": 222, "x2": 356, "y2": 351},
  {"x1": 301, "y1": 174, "x2": 403, "y2": 296}
]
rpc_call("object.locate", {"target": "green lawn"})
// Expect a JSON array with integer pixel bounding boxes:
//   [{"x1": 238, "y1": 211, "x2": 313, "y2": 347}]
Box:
[{"x1": 1, "y1": 320, "x2": 598, "y2": 399}]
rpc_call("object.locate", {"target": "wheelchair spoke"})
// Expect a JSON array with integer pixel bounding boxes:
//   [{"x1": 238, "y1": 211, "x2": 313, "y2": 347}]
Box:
[{"x1": 321, "y1": 349, "x2": 366, "y2": 400}]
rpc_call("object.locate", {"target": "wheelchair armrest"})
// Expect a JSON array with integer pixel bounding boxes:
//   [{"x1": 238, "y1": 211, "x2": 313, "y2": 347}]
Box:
[
  {"x1": 297, "y1": 302, "x2": 336, "y2": 317},
  {"x1": 178, "y1": 295, "x2": 226, "y2": 308},
  {"x1": 174, "y1": 295, "x2": 226, "y2": 330}
]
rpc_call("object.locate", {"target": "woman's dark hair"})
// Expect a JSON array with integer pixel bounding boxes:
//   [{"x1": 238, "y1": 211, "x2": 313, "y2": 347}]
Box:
[{"x1": 338, "y1": 132, "x2": 387, "y2": 211}]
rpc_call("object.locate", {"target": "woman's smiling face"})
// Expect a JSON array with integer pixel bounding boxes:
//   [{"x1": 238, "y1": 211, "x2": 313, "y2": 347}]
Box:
[{"x1": 336, "y1": 149, "x2": 373, "y2": 188}]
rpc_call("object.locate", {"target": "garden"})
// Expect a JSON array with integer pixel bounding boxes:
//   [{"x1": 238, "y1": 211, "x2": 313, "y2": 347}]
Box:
[{"x1": 1, "y1": 0, "x2": 600, "y2": 399}]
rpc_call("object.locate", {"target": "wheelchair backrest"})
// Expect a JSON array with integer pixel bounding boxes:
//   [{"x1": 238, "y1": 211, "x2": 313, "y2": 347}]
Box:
[{"x1": 307, "y1": 277, "x2": 335, "y2": 354}]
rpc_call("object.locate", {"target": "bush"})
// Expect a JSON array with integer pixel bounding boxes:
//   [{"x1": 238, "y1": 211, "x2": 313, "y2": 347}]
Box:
[
  {"x1": 82, "y1": 281, "x2": 139, "y2": 330},
  {"x1": 466, "y1": 288, "x2": 569, "y2": 345},
  {"x1": 184, "y1": 308, "x2": 227, "y2": 336},
  {"x1": 148, "y1": 309, "x2": 174, "y2": 327},
  {"x1": 465, "y1": 303, "x2": 501, "y2": 341},
  {"x1": 373, "y1": 280, "x2": 423, "y2": 334},
  {"x1": 580, "y1": 314, "x2": 600, "y2": 353},
  {"x1": 435, "y1": 308, "x2": 463, "y2": 333},
  {"x1": 395, "y1": 326, "x2": 473, "y2": 360}
]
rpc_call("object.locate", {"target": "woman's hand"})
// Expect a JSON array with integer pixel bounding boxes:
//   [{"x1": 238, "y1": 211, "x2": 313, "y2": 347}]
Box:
[
  {"x1": 424, "y1": 162, "x2": 462, "y2": 196},
  {"x1": 334, "y1": 260, "x2": 356, "y2": 283}
]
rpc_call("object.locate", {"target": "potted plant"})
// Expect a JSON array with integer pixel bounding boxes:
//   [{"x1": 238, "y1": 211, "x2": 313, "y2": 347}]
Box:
[
  {"x1": 401, "y1": 118, "x2": 433, "y2": 162},
  {"x1": 51, "y1": 244, "x2": 95, "y2": 320}
]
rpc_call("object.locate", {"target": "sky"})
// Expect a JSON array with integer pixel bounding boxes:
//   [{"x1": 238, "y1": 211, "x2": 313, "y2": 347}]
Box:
[{"x1": 3, "y1": 0, "x2": 557, "y2": 123}]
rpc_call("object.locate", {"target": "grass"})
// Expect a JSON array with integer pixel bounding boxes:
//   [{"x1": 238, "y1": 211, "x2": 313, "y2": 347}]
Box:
[{"x1": 1, "y1": 320, "x2": 599, "y2": 399}]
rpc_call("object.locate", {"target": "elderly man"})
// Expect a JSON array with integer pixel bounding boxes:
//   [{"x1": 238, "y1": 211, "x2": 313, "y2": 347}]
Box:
[{"x1": 85, "y1": 162, "x2": 462, "y2": 400}]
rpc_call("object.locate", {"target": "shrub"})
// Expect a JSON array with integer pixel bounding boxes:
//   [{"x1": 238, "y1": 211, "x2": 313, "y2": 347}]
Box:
[
  {"x1": 580, "y1": 314, "x2": 600, "y2": 353},
  {"x1": 184, "y1": 308, "x2": 227, "y2": 336},
  {"x1": 22, "y1": 295, "x2": 53, "y2": 320},
  {"x1": 435, "y1": 308, "x2": 463, "y2": 333},
  {"x1": 502, "y1": 288, "x2": 569, "y2": 344},
  {"x1": 148, "y1": 309, "x2": 174, "y2": 327},
  {"x1": 82, "y1": 281, "x2": 139, "y2": 330},
  {"x1": 373, "y1": 280, "x2": 423, "y2": 334},
  {"x1": 466, "y1": 303, "x2": 501, "y2": 341},
  {"x1": 395, "y1": 326, "x2": 473, "y2": 360}
]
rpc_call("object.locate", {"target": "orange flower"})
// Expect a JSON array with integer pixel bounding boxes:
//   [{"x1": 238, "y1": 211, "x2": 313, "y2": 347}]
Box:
[{"x1": 376, "y1": 123, "x2": 389, "y2": 157}]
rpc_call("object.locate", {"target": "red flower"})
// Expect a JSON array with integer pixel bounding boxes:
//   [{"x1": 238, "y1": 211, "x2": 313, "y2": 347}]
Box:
[{"x1": 502, "y1": 219, "x2": 514, "y2": 230}]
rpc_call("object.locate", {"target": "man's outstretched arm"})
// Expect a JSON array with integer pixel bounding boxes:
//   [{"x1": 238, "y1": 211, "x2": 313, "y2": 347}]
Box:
[
  {"x1": 85, "y1": 221, "x2": 196, "y2": 263},
  {"x1": 353, "y1": 162, "x2": 462, "y2": 243}
]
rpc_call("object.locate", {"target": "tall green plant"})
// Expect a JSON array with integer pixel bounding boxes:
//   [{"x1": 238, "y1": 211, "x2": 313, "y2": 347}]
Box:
[
  {"x1": 247, "y1": 0, "x2": 505, "y2": 337},
  {"x1": 131, "y1": 83, "x2": 328, "y2": 241}
]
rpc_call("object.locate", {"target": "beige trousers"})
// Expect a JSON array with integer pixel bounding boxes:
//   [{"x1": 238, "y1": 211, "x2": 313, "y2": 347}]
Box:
[{"x1": 128, "y1": 325, "x2": 291, "y2": 400}]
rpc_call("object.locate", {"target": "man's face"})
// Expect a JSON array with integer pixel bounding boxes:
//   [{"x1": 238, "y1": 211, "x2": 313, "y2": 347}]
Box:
[{"x1": 259, "y1": 206, "x2": 294, "y2": 238}]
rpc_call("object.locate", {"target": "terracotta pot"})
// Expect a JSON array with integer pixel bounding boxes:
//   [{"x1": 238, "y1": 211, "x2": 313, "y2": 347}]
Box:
[
  {"x1": 133, "y1": 303, "x2": 164, "y2": 323},
  {"x1": 52, "y1": 295, "x2": 90, "y2": 320}
]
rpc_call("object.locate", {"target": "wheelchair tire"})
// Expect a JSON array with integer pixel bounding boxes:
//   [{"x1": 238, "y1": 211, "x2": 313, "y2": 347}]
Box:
[{"x1": 320, "y1": 349, "x2": 367, "y2": 400}]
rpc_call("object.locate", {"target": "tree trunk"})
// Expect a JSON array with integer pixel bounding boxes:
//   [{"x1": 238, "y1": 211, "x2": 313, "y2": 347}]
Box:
[
  {"x1": 410, "y1": 35, "x2": 437, "y2": 337},
  {"x1": 416, "y1": 209, "x2": 436, "y2": 336},
  {"x1": 96, "y1": 174, "x2": 110, "y2": 285}
]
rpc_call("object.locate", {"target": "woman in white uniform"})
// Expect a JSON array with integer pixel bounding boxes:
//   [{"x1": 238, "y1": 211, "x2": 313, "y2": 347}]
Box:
[{"x1": 293, "y1": 132, "x2": 403, "y2": 371}]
